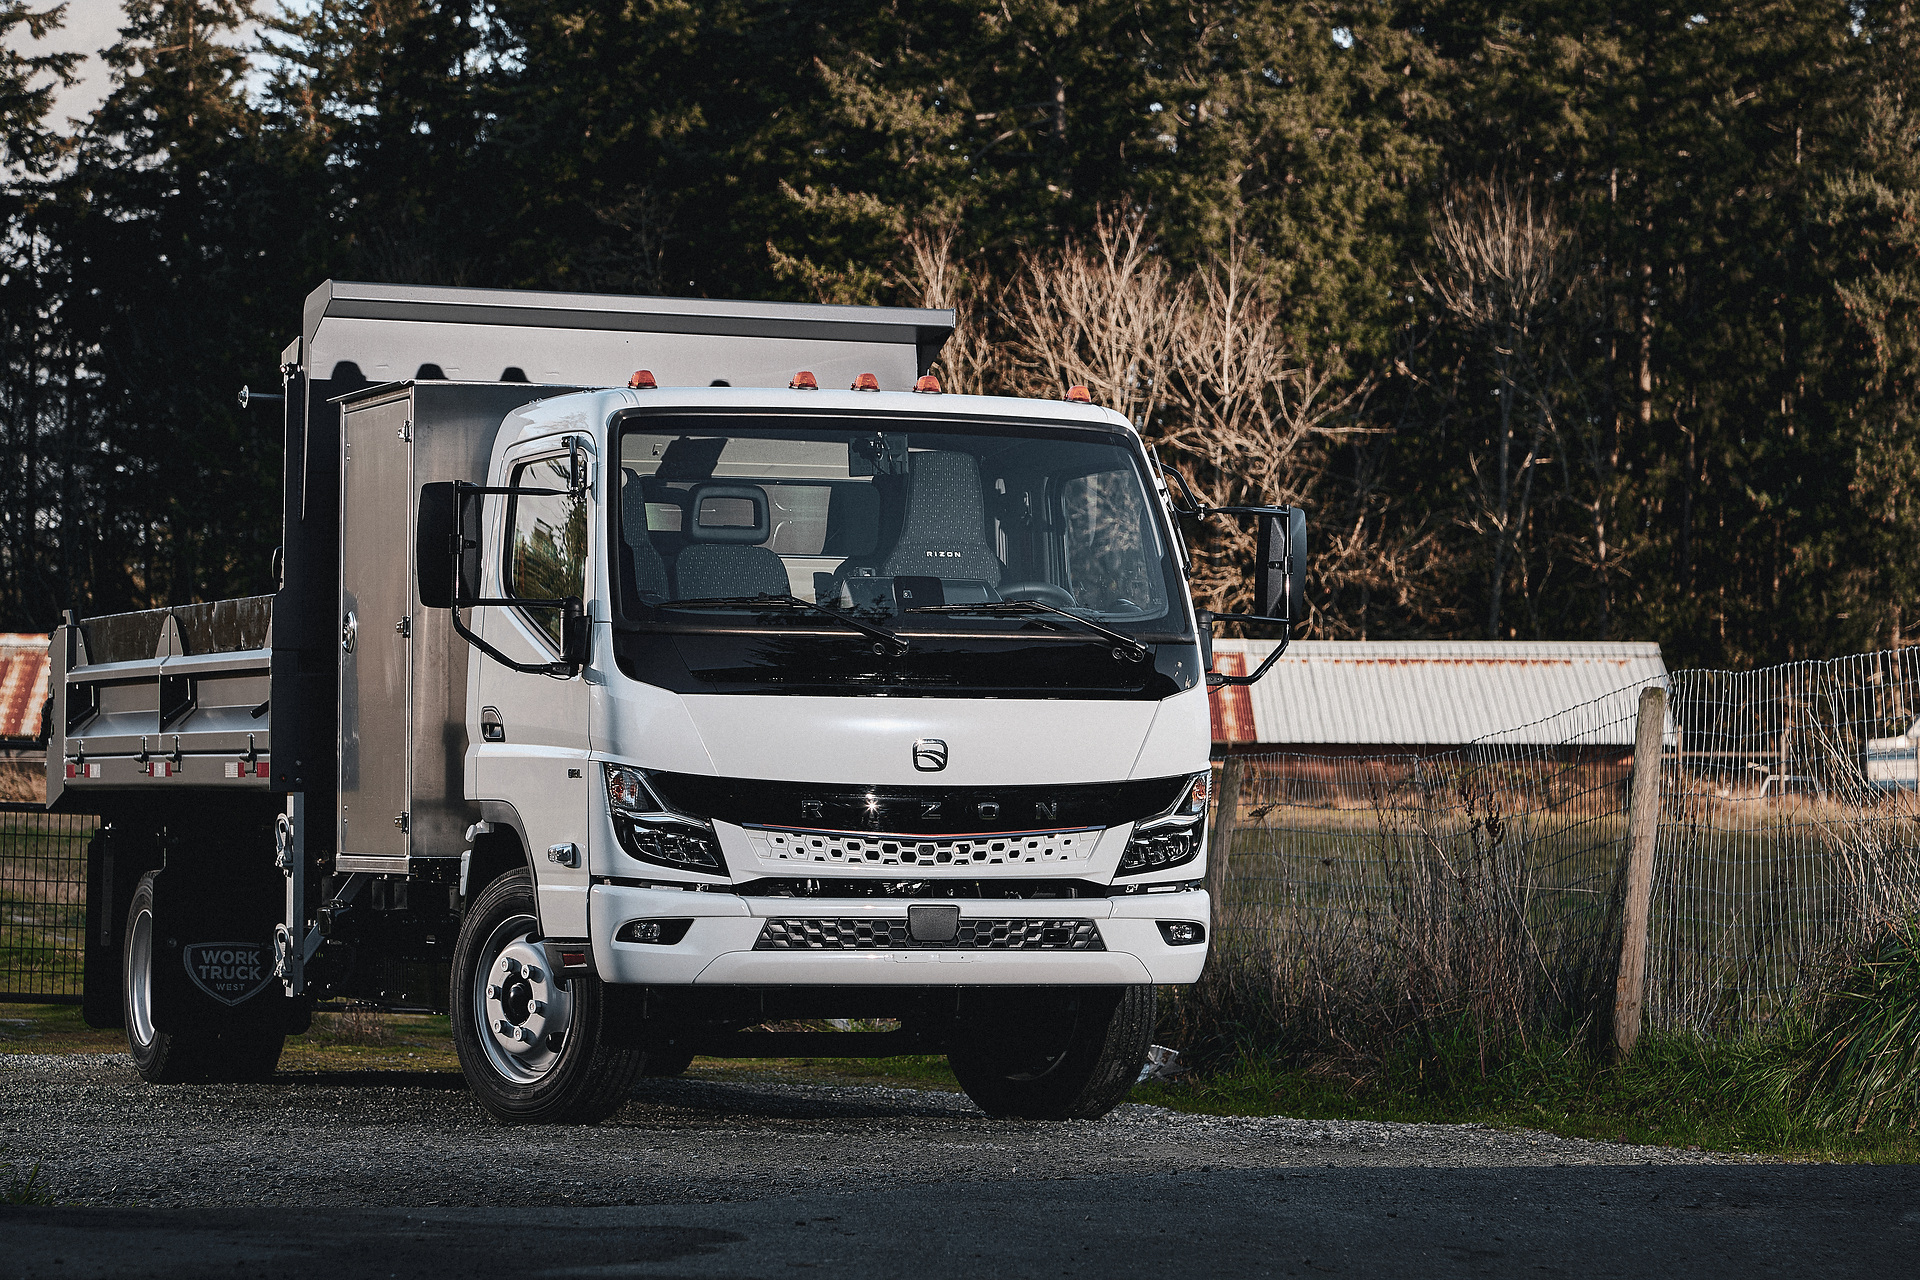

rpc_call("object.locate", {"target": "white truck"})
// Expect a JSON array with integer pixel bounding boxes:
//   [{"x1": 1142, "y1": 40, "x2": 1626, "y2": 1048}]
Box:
[{"x1": 48, "y1": 281, "x2": 1302, "y2": 1123}]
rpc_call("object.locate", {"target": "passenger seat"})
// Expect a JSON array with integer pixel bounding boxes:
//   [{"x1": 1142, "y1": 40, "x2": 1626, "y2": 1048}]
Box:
[{"x1": 674, "y1": 483, "x2": 790, "y2": 599}]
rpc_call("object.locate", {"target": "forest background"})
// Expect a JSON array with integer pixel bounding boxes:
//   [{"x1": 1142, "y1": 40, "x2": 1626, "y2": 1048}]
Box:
[{"x1": 2, "y1": 0, "x2": 1918, "y2": 667}]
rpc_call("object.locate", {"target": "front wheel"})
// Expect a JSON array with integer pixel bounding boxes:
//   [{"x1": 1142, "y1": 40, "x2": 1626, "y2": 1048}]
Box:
[
  {"x1": 948, "y1": 986, "x2": 1156, "y2": 1120},
  {"x1": 451, "y1": 868, "x2": 643, "y2": 1124}
]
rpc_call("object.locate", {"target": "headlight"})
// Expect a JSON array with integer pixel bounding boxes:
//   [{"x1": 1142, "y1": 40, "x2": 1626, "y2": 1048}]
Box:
[
  {"x1": 1116, "y1": 771, "x2": 1210, "y2": 876},
  {"x1": 604, "y1": 765, "x2": 727, "y2": 875}
]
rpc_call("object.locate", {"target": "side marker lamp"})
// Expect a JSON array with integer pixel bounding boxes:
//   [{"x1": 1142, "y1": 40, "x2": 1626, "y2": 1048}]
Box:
[
  {"x1": 914, "y1": 374, "x2": 942, "y2": 394},
  {"x1": 1066, "y1": 385, "x2": 1093, "y2": 403},
  {"x1": 852, "y1": 373, "x2": 881, "y2": 392},
  {"x1": 628, "y1": 370, "x2": 657, "y2": 390},
  {"x1": 790, "y1": 371, "x2": 819, "y2": 390}
]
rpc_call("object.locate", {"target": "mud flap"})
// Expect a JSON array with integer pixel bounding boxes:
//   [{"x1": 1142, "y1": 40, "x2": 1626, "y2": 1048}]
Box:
[
  {"x1": 82, "y1": 825, "x2": 160, "y2": 1029},
  {"x1": 146, "y1": 862, "x2": 310, "y2": 1036}
]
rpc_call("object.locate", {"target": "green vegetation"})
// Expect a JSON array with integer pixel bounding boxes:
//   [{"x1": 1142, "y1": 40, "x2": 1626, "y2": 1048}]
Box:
[
  {"x1": 2, "y1": 2, "x2": 1919, "y2": 663},
  {"x1": 1136, "y1": 1027, "x2": 1915, "y2": 1163},
  {"x1": 1, "y1": 1145, "x2": 54, "y2": 1206}
]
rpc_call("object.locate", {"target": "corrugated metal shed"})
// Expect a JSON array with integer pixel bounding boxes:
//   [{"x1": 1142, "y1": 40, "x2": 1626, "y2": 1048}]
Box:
[
  {"x1": 1209, "y1": 639, "x2": 1667, "y2": 748},
  {"x1": 0, "y1": 633, "x2": 49, "y2": 740}
]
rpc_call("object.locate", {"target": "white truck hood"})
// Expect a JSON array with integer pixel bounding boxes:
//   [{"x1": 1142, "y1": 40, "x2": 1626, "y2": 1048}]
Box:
[{"x1": 604, "y1": 684, "x2": 1211, "y2": 786}]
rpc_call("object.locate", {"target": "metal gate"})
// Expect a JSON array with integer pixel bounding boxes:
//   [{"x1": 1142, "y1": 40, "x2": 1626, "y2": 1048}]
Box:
[{"x1": 0, "y1": 800, "x2": 93, "y2": 1003}]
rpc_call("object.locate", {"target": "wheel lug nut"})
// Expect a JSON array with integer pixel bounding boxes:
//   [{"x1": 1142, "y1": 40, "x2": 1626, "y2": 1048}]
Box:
[
  {"x1": 525, "y1": 966, "x2": 543, "y2": 983},
  {"x1": 486, "y1": 984, "x2": 501, "y2": 999},
  {"x1": 531, "y1": 1000, "x2": 546, "y2": 1016}
]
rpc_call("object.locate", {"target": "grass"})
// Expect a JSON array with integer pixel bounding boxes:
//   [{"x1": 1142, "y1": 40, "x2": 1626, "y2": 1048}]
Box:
[
  {"x1": 0, "y1": 1000, "x2": 960, "y2": 1090},
  {"x1": 1135, "y1": 1027, "x2": 1916, "y2": 1164}
]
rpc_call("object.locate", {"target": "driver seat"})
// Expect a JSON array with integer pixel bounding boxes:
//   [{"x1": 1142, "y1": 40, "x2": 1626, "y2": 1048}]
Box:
[{"x1": 875, "y1": 451, "x2": 1003, "y2": 586}]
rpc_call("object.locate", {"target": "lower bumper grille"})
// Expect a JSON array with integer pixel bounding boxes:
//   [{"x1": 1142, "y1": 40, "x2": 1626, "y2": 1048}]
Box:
[{"x1": 755, "y1": 917, "x2": 1105, "y2": 952}]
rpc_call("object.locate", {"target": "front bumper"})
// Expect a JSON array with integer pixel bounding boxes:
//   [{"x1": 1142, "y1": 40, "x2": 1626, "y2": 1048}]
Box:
[{"x1": 587, "y1": 885, "x2": 1211, "y2": 986}]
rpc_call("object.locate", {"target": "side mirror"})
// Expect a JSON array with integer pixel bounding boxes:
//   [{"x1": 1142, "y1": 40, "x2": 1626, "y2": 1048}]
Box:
[
  {"x1": 1254, "y1": 507, "x2": 1308, "y2": 623},
  {"x1": 415, "y1": 481, "x2": 479, "y2": 609}
]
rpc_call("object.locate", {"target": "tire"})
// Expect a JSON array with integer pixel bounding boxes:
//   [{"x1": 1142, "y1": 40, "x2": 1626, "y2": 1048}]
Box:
[
  {"x1": 451, "y1": 869, "x2": 644, "y2": 1124},
  {"x1": 123, "y1": 872, "x2": 285, "y2": 1084},
  {"x1": 948, "y1": 986, "x2": 1156, "y2": 1120}
]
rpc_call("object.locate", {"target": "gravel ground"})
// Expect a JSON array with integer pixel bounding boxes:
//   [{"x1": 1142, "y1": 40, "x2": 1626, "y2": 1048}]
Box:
[
  {"x1": 5, "y1": 1053, "x2": 1916, "y2": 1279},
  {"x1": 0, "y1": 1051, "x2": 1746, "y2": 1208}
]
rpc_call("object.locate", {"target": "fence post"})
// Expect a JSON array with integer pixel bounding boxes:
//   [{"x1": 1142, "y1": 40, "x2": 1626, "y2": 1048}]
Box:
[
  {"x1": 1613, "y1": 685, "x2": 1666, "y2": 1062},
  {"x1": 1207, "y1": 757, "x2": 1245, "y2": 921}
]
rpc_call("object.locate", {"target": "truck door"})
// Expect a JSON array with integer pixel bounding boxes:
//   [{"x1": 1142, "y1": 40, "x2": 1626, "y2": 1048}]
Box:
[
  {"x1": 475, "y1": 443, "x2": 594, "y2": 937},
  {"x1": 338, "y1": 391, "x2": 413, "y2": 864}
]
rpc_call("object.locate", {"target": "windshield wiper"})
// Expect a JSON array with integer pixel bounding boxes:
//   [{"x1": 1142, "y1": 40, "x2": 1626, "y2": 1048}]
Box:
[
  {"x1": 656, "y1": 594, "x2": 908, "y2": 652},
  {"x1": 907, "y1": 600, "x2": 1148, "y2": 661}
]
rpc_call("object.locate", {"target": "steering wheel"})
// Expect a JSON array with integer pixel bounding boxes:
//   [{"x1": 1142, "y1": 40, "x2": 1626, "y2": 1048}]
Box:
[{"x1": 997, "y1": 581, "x2": 1077, "y2": 608}]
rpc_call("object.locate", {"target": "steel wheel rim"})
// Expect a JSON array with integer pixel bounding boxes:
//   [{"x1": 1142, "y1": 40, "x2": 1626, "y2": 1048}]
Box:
[
  {"x1": 471, "y1": 913, "x2": 572, "y2": 1085},
  {"x1": 126, "y1": 905, "x2": 155, "y2": 1049}
]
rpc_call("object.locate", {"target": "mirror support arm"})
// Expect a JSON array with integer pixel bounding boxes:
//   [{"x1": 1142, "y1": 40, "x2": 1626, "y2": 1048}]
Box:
[
  {"x1": 450, "y1": 602, "x2": 580, "y2": 679},
  {"x1": 1200, "y1": 612, "x2": 1293, "y2": 688}
]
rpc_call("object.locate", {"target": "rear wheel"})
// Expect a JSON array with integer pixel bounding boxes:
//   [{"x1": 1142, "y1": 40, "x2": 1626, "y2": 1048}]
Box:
[
  {"x1": 451, "y1": 869, "x2": 644, "y2": 1124},
  {"x1": 123, "y1": 872, "x2": 284, "y2": 1083},
  {"x1": 948, "y1": 986, "x2": 1155, "y2": 1120}
]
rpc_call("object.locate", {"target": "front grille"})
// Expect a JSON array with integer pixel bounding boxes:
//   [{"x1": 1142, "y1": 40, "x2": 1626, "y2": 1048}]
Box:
[
  {"x1": 745, "y1": 826, "x2": 1099, "y2": 868},
  {"x1": 755, "y1": 917, "x2": 1105, "y2": 951}
]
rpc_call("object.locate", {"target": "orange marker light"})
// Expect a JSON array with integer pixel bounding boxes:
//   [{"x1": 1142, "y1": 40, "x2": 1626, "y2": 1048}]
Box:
[
  {"x1": 851, "y1": 372, "x2": 881, "y2": 392},
  {"x1": 913, "y1": 374, "x2": 943, "y2": 394},
  {"x1": 1066, "y1": 384, "x2": 1093, "y2": 403},
  {"x1": 790, "y1": 371, "x2": 819, "y2": 390},
  {"x1": 628, "y1": 370, "x2": 657, "y2": 390}
]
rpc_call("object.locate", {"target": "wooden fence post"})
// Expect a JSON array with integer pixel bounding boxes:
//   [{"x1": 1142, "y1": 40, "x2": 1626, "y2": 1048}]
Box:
[
  {"x1": 1613, "y1": 685, "x2": 1666, "y2": 1062},
  {"x1": 1207, "y1": 757, "x2": 1245, "y2": 920}
]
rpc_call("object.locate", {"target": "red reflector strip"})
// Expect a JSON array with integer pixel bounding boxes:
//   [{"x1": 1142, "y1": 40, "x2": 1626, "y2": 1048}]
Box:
[
  {"x1": 256, "y1": 760, "x2": 270, "y2": 777},
  {"x1": 66, "y1": 762, "x2": 76, "y2": 778},
  {"x1": 561, "y1": 951, "x2": 587, "y2": 968}
]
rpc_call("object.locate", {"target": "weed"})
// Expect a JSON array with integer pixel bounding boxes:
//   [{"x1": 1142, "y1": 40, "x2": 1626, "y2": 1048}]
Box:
[
  {"x1": 1, "y1": 1145, "x2": 56, "y2": 1206},
  {"x1": 1791, "y1": 919, "x2": 1920, "y2": 1133},
  {"x1": 312, "y1": 1006, "x2": 392, "y2": 1046}
]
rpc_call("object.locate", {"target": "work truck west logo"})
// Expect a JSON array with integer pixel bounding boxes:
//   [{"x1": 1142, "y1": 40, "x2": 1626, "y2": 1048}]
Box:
[{"x1": 183, "y1": 941, "x2": 273, "y2": 1006}]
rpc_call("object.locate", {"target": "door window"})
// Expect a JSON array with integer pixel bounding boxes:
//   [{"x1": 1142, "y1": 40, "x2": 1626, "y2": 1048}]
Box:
[{"x1": 505, "y1": 455, "x2": 587, "y2": 648}]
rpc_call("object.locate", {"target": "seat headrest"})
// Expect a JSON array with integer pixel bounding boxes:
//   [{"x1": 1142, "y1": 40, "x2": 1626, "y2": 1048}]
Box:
[{"x1": 686, "y1": 483, "x2": 771, "y2": 544}]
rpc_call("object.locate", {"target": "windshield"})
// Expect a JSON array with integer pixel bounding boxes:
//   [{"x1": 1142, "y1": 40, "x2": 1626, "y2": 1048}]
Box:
[{"x1": 613, "y1": 415, "x2": 1186, "y2": 634}]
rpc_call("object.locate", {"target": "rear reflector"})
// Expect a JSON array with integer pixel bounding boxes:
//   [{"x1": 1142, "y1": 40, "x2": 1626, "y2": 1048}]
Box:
[
  {"x1": 790, "y1": 371, "x2": 819, "y2": 390},
  {"x1": 851, "y1": 372, "x2": 880, "y2": 392},
  {"x1": 914, "y1": 374, "x2": 943, "y2": 394},
  {"x1": 628, "y1": 370, "x2": 657, "y2": 390}
]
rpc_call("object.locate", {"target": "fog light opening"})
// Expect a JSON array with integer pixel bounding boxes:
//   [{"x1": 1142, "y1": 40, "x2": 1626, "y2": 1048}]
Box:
[
  {"x1": 616, "y1": 918, "x2": 694, "y2": 946},
  {"x1": 1157, "y1": 920, "x2": 1206, "y2": 946}
]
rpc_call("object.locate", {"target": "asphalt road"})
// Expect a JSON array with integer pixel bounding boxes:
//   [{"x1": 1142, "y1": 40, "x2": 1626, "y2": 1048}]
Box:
[{"x1": 2, "y1": 1053, "x2": 1914, "y2": 1279}]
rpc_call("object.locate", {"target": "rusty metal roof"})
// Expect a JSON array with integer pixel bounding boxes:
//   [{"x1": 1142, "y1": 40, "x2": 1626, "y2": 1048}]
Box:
[
  {"x1": 0, "y1": 634, "x2": 49, "y2": 741},
  {"x1": 1209, "y1": 639, "x2": 1667, "y2": 747}
]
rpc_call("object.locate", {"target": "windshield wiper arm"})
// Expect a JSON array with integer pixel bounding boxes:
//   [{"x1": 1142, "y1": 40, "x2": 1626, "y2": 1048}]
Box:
[
  {"x1": 656, "y1": 594, "x2": 908, "y2": 651},
  {"x1": 907, "y1": 600, "x2": 1148, "y2": 660}
]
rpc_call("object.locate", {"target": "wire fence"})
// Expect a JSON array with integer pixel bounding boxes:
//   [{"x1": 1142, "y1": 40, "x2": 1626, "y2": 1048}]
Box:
[
  {"x1": 8, "y1": 651, "x2": 1920, "y2": 1026},
  {"x1": 1214, "y1": 647, "x2": 1920, "y2": 1043},
  {"x1": 1209, "y1": 685, "x2": 1650, "y2": 1055},
  {"x1": 1653, "y1": 649, "x2": 1920, "y2": 1033},
  {"x1": 0, "y1": 800, "x2": 92, "y2": 1003}
]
